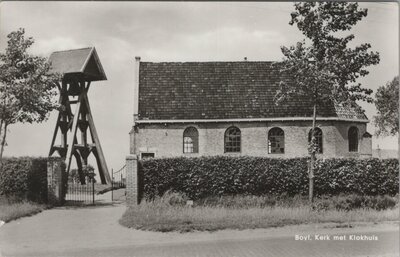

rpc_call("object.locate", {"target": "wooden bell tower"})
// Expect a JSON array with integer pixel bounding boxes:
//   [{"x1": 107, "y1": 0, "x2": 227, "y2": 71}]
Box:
[{"x1": 48, "y1": 47, "x2": 111, "y2": 184}]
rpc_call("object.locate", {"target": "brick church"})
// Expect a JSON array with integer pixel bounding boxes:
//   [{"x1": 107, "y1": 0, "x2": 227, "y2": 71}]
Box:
[{"x1": 130, "y1": 57, "x2": 372, "y2": 159}]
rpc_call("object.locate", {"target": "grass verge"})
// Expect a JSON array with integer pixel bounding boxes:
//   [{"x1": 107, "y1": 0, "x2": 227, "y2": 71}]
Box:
[
  {"x1": 0, "y1": 201, "x2": 47, "y2": 223},
  {"x1": 119, "y1": 193, "x2": 399, "y2": 232}
]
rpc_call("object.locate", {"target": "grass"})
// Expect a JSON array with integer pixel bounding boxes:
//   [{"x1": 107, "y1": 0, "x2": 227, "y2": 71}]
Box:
[
  {"x1": 119, "y1": 192, "x2": 399, "y2": 232},
  {"x1": 0, "y1": 200, "x2": 47, "y2": 222},
  {"x1": 96, "y1": 184, "x2": 126, "y2": 195}
]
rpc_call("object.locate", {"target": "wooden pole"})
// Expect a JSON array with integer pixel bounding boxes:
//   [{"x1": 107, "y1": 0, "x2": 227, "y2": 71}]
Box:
[
  {"x1": 73, "y1": 151, "x2": 85, "y2": 184},
  {"x1": 83, "y1": 93, "x2": 111, "y2": 184},
  {"x1": 111, "y1": 168, "x2": 113, "y2": 202},
  {"x1": 48, "y1": 91, "x2": 62, "y2": 156},
  {"x1": 92, "y1": 175, "x2": 95, "y2": 205},
  {"x1": 65, "y1": 92, "x2": 82, "y2": 175},
  {"x1": 309, "y1": 103, "x2": 316, "y2": 205}
]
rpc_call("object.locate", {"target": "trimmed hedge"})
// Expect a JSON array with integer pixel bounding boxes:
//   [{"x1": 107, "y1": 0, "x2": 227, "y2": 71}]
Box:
[
  {"x1": 314, "y1": 158, "x2": 399, "y2": 196},
  {"x1": 0, "y1": 157, "x2": 64, "y2": 203},
  {"x1": 139, "y1": 156, "x2": 399, "y2": 200}
]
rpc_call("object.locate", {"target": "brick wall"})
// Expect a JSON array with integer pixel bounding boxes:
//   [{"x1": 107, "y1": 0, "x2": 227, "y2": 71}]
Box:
[
  {"x1": 47, "y1": 158, "x2": 66, "y2": 205},
  {"x1": 334, "y1": 121, "x2": 371, "y2": 157},
  {"x1": 130, "y1": 121, "x2": 371, "y2": 159},
  {"x1": 126, "y1": 155, "x2": 139, "y2": 206}
]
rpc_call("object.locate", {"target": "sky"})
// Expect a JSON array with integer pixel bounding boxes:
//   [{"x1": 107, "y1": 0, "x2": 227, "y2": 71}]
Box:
[{"x1": 0, "y1": 2, "x2": 398, "y2": 172}]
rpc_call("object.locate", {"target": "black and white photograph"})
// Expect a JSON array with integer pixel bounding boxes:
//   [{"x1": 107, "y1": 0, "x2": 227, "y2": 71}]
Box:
[{"x1": 0, "y1": 1, "x2": 398, "y2": 257}]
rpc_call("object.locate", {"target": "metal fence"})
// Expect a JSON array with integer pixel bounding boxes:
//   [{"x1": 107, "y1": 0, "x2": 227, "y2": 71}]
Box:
[
  {"x1": 111, "y1": 164, "x2": 126, "y2": 201},
  {"x1": 64, "y1": 165, "x2": 126, "y2": 203},
  {"x1": 112, "y1": 165, "x2": 126, "y2": 188},
  {"x1": 65, "y1": 177, "x2": 95, "y2": 204}
]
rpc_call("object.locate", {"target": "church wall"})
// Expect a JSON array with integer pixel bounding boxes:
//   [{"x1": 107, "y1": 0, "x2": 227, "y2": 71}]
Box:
[{"x1": 130, "y1": 121, "x2": 370, "y2": 159}]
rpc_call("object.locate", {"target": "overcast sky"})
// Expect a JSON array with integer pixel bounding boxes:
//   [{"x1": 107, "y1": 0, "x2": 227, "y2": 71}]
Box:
[{"x1": 0, "y1": 2, "x2": 398, "y2": 171}]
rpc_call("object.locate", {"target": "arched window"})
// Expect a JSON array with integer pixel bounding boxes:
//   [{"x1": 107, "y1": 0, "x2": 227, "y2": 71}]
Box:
[
  {"x1": 308, "y1": 127, "x2": 323, "y2": 154},
  {"x1": 183, "y1": 127, "x2": 198, "y2": 153},
  {"x1": 348, "y1": 126, "x2": 359, "y2": 152},
  {"x1": 225, "y1": 126, "x2": 241, "y2": 152},
  {"x1": 268, "y1": 127, "x2": 284, "y2": 154}
]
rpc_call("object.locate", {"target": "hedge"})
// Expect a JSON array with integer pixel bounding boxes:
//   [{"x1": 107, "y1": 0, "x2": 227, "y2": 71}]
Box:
[
  {"x1": 314, "y1": 158, "x2": 399, "y2": 196},
  {"x1": 139, "y1": 156, "x2": 399, "y2": 200},
  {"x1": 0, "y1": 157, "x2": 64, "y2": 203}
]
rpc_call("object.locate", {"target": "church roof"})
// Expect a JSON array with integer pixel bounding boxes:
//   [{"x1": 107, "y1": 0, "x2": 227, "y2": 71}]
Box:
[
  {"x1": 138, "y1": 61, "x2": 368, "y2": 122},
  {"x1": 49, "y1": 47, "x2": 107, "y2": 81}
]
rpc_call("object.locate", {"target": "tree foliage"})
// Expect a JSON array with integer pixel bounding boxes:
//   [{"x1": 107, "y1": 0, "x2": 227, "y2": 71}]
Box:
[
  {"x1": 276, "y1": 2, "x2": 380, "y2": 203},
  {"x1": 69, "y1": 164, "x2": 97, "y2": 183},
  {"x1": 0, "y1": 28, "x2": 60, "y2": 161},
  {"x1": 373, "y1": 76, "x2": 399, "y2": 136},
  {"x1": 276, "y1": 2, "x2": 380, "y2": 108}
]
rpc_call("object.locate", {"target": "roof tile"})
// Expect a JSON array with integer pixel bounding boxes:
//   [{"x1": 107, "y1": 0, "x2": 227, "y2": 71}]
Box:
[{"x1": 138, "y1": 61, "x2": 367, "y2": 121}]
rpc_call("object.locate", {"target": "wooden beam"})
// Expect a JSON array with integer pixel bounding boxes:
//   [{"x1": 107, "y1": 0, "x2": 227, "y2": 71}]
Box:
[
  {"x1": 65, "y1": 93, "x2": 82, "y2": 175},
  {"x1": 65, "y1": 99, "x2": 74, "y2": 118},
  {"x1": 92, "y1": 150, "x2": 106, "y2": 184},
  {"x1": 86, "y1": 81, "x2": 91, "y2": 91},
  {"x1": 83, "y1": 93, "x2": 111, "y2": 184},
  {"x1": 49, "y1": 88, "x2": 64, "y2": 156},
  {"x1": 55, "y1": 82, "x2": 61, "y2": 91},
  {"x1": 48, "y1": 112, "x2": 61, "y2": 156},
  {"x1": 73, "y1": 151, "x2": 86, "y2": 185},
  {"x1": 61, "y1": 81, "x2": 69, "y2": 148},
  {"x1": 50, "y1": 145, "x2": 67, "y2": 158},
  {"x1": 79, "y1": 97, "x2": 88, "y2": 148}
]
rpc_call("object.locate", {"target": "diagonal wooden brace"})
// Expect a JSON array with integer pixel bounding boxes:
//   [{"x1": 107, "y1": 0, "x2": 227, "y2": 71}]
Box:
[
  {"x1": 83, "y1": 93, "x2": 111, "y2": 184},
  {"x1": 65, "y1": 92, "x2": 83, "y2": 175}
]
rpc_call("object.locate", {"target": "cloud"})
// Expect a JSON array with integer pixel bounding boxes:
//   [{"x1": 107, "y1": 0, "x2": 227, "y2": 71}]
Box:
[
  {"x1": 30, "y1": 37, "x2": 85, "y2": 56},
  {"x1": 139, "y1": 27, "x2": 286, "y2": 62}
]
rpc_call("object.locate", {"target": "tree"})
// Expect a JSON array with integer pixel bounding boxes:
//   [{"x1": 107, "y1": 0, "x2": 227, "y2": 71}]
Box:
[
  {"x1": 69, "y1": 164, "x2": 97, "y2": 184},
  {"x1": 373, "y1": 76, "x2": 399, "y2": 136},
  {"x1": 0, "y1": 28, "x2": 60, "y2": 165},
  {"x1": 275, "y1": 2, "x2": 380, "y2": 204}
]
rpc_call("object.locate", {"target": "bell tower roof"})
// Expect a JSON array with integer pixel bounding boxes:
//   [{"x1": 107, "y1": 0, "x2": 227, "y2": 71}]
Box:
[{"x1": 49, "y1": 47, "x2": 107, "y2": 81}]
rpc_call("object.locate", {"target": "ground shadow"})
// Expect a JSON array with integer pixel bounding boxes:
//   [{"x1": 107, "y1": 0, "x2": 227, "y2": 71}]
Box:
[{"x1": 58, "y1": 201, "x2": 123, "y2": 210}]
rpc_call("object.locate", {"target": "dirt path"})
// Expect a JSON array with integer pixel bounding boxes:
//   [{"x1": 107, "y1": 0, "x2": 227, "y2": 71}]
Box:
[{"x1": 0, "y1": 201, "x2": 398, "y2": 257}]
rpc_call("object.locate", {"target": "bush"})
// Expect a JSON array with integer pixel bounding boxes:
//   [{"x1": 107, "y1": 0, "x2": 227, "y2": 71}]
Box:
[
  {"x1": 196, "y1": 194, "x2": 397, "y2": 211},
  {"x1": 314, "y1": 194, "x2": 398, "y2": 211},
  {"x1": 197, "y1": 194, "x2": 309, "y2": 209},
  {"x1": 155, "y1": 190, "x2": 189, "y2": 206},
  {"x1": 314, "y1": 158, "x2": 399, "y2": 195},
  {"x1": 198, "y1": 195, "x2": 277, "y2": 208},
  {"x1": 139, "y1": 156, "x2": 398, "y2": 200},
  {"x1": 0, "y1": 157, "x2": 65, "y2": 203},
  {"x1": 120, "y1": 191, "x2": 399, "y2": 232},
  {"x1": 0, "y1": 201, "x2": 47, "y2": 222},
  {"x1": 365, "y1": 195, "x2": 398, "y2": 210}
]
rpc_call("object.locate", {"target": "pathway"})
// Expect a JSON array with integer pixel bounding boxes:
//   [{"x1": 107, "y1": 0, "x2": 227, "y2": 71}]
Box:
[{"x1": 0, "y1": 196, "x2": 398, "y2": 257}]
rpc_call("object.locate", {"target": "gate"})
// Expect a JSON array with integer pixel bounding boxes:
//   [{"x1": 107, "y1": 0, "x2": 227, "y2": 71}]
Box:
[
  {"x1": 65, "y1": 177, "x2": 95, "y2": 205},
  {"x1": 111, "y1": 165, "x2": 126, "y2": 201}
]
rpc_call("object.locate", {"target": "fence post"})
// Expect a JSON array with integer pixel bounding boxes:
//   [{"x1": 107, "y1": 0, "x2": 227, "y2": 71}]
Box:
[
  {"x1": 126, "y1": 155, "x2": 139, "y2": 206},
  {"x1": 47, "y1": 158, "x2": 65, "y2": 205},
  {"x1": 111, "y1": 169, "x2": 114, "y2": 202},
  {"x1": 92, "y1": 177, "x2": 95, "y2": 205}
]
